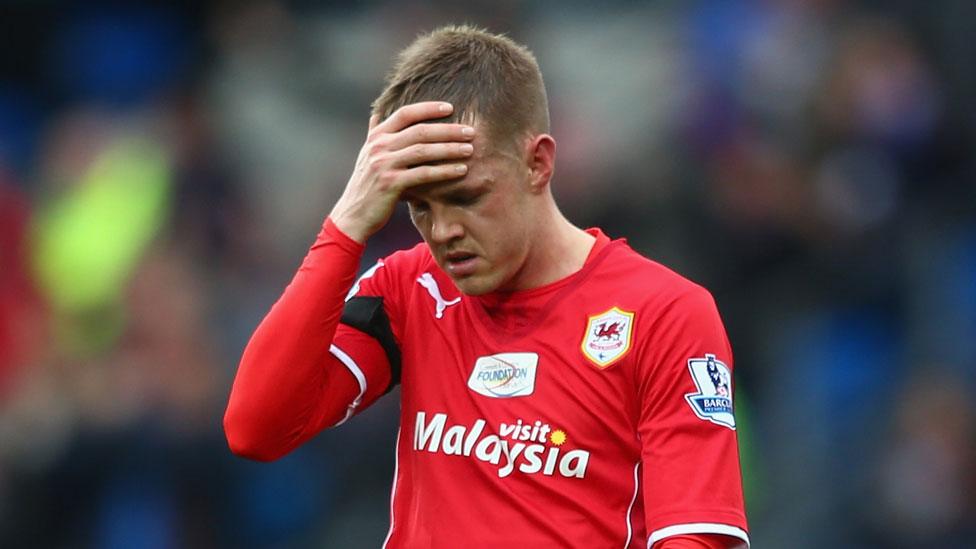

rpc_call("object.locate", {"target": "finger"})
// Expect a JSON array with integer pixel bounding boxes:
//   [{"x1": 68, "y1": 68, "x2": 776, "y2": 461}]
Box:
[
  {"x1": 368, "y1": 114, "x2": 380, "y2": 131},
  {"x1": 376, "y1": 102, "x2": 453, "y2": 134},
  {"x1": 386, "y1": 123, "x2": 475, "y2": 150},
  {"x1": 391, "y1": 142, "x2": 474, "y2": 168},
  {"x1": 396, "y1": 163, "x2": 468, "y2": 189}
]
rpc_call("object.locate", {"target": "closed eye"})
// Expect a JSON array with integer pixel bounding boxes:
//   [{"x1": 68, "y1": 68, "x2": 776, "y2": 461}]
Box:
[
  {"x1": 444, "y1": 190, "x2": 485, "y2": 207},
  {"x1": 404, "y1": 183, "x2": 490, "y2": 212}
]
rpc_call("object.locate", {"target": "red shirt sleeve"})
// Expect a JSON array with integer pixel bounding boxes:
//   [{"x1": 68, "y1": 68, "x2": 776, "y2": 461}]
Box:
[
  {"x1": 636, "y1": 286, "x2": 749, "y2": 546},
  {"x1": 655, "y1": 533, "x2": 747, "y2": 548},
  {"x1": 223, "y1": 218, "x2": 391, "y2": 461},
  {"x1": 328, "y1": 251, "x2": 406, "y2": 423}
]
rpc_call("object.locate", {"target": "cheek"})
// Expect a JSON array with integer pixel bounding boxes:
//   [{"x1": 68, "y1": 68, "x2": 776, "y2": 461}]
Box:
[
  {"x1": 474, "y1": 205, "x2": 519, "y2": 252},
  {"x1": 489, "y1": 219, "x2": 529, "y2": 263},
  {"x1": 493, "y1": 197, "x2": 531, "y2": 238}
]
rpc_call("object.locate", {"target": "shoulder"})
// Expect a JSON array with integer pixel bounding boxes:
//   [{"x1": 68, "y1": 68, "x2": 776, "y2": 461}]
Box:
[
  {"x1": 595, "y1": 245, "x2": 733, "y2": 392},
  {"x1": 348, "y1": 240, "x2": 438, "y2": 302},
  {"x1": 376, "y1": 240, "x2": 436, "y2": 273},
  {"x1": 593, "y1": 238, "x2": 715, "y2": 314},
  {"x1": 573, "y1": 238, "x2": 723, "y2": 369},
  {"x1": 362, "y1": 240, "x2": 439, "y2": 285}
]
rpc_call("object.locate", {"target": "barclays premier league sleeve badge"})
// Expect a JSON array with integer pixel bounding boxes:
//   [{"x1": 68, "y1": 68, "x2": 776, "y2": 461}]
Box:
[{"x1": 684, "y1": 354, "x2": 736, "y2": 430}]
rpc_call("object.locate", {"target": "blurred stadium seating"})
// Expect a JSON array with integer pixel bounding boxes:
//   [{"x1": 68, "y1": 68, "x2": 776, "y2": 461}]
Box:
[{"x1": 1, "y1": 2, "x2": 974, "y2": 547}]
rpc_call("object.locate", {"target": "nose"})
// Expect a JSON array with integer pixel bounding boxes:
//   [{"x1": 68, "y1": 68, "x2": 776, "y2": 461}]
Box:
[{"x1": 429, "y1": 207, "x2": 464, "y2": 245}]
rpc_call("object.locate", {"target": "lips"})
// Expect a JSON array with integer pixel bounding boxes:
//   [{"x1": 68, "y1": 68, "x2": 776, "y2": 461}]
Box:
[{"x1": 444, "y1": 251, "x2": 479, "y2": 277}]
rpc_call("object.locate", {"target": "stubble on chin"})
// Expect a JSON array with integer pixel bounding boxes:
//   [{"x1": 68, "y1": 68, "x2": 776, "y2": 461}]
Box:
[{"x1": 451, "y1": 273, "x2": 497, "y2": 296}]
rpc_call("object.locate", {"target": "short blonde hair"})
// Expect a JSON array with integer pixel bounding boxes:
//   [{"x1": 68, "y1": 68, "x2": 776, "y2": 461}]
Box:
[{"x1": 372, "y1": 25, "x2": 550, "y2": 148}]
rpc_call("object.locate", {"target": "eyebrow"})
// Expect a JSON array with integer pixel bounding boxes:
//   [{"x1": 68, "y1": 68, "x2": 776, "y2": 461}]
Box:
[{"x1": 405, "y1": 179, "x2": 492, "y2": 203}]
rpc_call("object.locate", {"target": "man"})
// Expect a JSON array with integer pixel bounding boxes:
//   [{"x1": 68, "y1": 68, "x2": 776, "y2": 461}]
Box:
[{"x1": 224, "y1": 25, "x2": 749, "y2": 548}]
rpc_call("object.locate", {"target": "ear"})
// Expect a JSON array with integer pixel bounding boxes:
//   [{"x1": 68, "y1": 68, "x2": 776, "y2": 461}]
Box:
[{"x1": 525, "y1": 134, "x2": 556, "y2": 193}]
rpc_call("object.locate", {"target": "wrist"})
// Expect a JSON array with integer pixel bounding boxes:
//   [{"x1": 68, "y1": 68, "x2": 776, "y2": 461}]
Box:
[
  {"x1": 324, "y1": 217, "x2": 368, "y2": 251},
  {"x1": 328, "y1": 214, "x2": 370, "y2": 245}
]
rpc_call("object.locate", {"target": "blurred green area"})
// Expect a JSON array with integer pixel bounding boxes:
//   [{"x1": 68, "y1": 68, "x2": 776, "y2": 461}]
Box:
[{"x1": 31, "y1": 139, "x2": 171, "y2": 355}]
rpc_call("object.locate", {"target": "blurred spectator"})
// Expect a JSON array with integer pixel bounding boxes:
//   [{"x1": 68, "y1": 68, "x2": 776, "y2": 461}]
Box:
[
  {"x1": 0, "y1": 176, "x2": 42, "y2": 399},
  {"x1": 864, "y1": 376, "x2": 976, "y2": 548},
  {"x1": 2, "y1": 2, "x2": 975, "y2": 548}
]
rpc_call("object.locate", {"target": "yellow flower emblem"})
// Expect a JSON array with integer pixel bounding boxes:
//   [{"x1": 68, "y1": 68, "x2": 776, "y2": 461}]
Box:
[{"x1": 549, "y1": 429, "x2": 567, "y2": 446}]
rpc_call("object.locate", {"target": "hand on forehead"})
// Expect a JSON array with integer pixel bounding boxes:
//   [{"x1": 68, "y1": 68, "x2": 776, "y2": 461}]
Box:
[{"x1": 400, "y1": 171, "x2": 490, "y2": 203}]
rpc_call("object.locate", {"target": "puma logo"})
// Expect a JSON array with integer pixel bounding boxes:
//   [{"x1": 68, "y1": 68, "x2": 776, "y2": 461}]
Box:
[{"x1": 417, "y1": 272, "x2": 461, "y2": 319}]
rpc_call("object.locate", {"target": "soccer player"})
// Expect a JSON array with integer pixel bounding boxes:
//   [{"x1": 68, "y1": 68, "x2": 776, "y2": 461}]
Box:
[{"x1": 224, "y1": 26, "x2": 749, "y2": 548}]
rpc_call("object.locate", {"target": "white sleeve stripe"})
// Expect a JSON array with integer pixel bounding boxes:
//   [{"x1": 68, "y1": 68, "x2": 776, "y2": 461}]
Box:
[
  {"x1": 623, "y1": 462, "x2": 640, "y2": 548},
  {"x1": 647, "y1": 523, "x2": 749, "y2": 547},
  {"x1": 329, "y1": 344, "x2": 367, "y2": 427}
]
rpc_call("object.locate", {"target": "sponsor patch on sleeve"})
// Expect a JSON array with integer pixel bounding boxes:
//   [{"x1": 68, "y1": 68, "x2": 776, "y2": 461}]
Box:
[{"x1": 684, "y1": 354, "x2": 736, "y2": 430}]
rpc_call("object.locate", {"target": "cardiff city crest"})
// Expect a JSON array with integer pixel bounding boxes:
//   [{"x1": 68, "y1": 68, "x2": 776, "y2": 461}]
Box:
[
  {"x1": 684, "y1": 354, "x2": 736, "y2": 429},
  {"x1": 581, "y1": 307, "x2": 635, "y2": 368}
]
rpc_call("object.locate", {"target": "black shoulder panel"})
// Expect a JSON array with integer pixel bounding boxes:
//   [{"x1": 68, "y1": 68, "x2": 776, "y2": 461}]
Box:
[{"x1": 340, "y1": 296, "x2": 402, "y2": 392}]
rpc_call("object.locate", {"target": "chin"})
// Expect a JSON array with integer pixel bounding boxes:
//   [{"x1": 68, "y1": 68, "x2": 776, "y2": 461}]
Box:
[
  {"x1": 450, "y1": 267, "x2": 513, "y2": 295},
  {"x1": 452, "y1": 276, "x2": 496, "y2": 296}
]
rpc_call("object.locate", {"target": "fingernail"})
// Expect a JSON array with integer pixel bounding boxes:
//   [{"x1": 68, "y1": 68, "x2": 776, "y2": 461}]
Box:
[
  {"x1": 455, "y1": 164, "x2": 468, "y2": 173},
  {"x1": 460, "y1": 144, "x2": 474, "y2": 154},
  {"x1": 440, "y1": 103, "x2": 453, "y2": 113}
]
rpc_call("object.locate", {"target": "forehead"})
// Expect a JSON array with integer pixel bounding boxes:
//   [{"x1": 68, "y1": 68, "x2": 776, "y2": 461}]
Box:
[
  {"x1": 403, "y1": 132, "x2": 519, "y2": 201},
  {"x1": 402, "y1": 172, "x2": 492, "y2": 202}
]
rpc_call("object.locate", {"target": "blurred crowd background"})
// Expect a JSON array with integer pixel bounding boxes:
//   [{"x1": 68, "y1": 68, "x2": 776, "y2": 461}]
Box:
[{"x1": 1, "y1": 1, "x2": 974, "y2": 548}]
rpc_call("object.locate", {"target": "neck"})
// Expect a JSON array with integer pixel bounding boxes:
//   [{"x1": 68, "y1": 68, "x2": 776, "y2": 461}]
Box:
[{"x1": 511, "y1": 203, "x2": 596, "y2": 291}]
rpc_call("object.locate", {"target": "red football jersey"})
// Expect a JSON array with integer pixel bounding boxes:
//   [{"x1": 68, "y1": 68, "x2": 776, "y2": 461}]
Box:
[{"x1": 330, "y1": 229, "x2": 749, "y2": 548}]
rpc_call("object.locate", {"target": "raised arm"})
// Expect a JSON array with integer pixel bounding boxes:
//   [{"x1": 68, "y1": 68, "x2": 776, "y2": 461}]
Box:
[{"x1": 223, "y1": 102, "x2": 475, "y2": 461}]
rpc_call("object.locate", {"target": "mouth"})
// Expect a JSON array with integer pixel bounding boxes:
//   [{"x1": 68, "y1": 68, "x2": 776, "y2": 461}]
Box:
[{"x1": 444, "y1": 251, "x2": 479, "y2": 277}]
